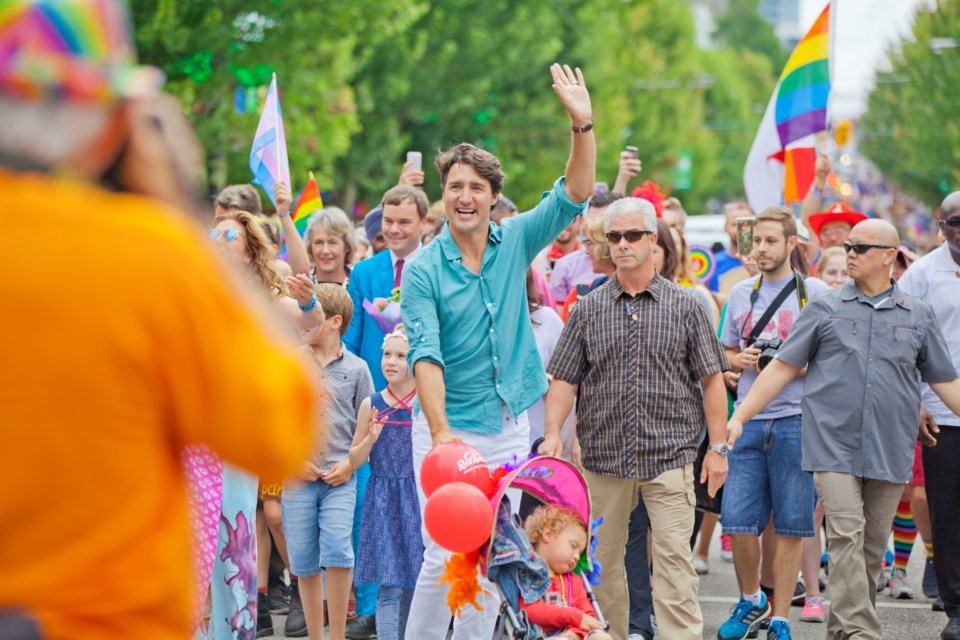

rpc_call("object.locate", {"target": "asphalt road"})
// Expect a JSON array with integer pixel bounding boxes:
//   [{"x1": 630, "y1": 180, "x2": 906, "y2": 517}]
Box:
[{"x1": 258, "y1": 527, "x2": 948, "y2": 639}]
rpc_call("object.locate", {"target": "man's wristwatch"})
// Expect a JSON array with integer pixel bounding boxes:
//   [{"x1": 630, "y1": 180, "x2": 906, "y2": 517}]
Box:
[{"x1": 707, "y1": 443, "x2": 729, "y2": 457}]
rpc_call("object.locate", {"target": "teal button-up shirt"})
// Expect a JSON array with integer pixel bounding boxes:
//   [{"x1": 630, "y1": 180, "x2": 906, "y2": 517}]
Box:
[{"x1": 400, "y1": 177, "x2": 587, "y2": 434}]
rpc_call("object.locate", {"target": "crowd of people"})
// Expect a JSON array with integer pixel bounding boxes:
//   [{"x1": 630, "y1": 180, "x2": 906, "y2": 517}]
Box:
[{"x1": 3, "y1": 4, "x2": 960, "y2": 640}]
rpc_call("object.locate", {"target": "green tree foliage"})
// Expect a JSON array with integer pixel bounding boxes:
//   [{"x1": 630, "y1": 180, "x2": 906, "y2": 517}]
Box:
[
  {"x1": 713, "y1": 0, "x2": 787, "y2": 76},
  {"x1": 130, "y1": 0, "x2": 787, "y2": 215},
  {"x1": 861, "y1": 0, "x2": 960, "y2": 205}
]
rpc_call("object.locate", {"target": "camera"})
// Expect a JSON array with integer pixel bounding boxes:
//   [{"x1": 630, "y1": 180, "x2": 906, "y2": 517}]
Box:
[{"x1": 753, "y1": 337, "x2": 783, "y2": 371}]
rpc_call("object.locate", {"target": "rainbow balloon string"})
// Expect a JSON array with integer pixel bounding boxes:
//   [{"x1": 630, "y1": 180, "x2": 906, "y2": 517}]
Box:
[{"x1": 688, "y1": 245, "x2": 716, "y2": 282}]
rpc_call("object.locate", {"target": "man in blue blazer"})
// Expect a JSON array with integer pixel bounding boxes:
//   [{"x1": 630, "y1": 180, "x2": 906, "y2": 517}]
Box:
[{"x1": 346, "y1": 184, "x2": 429, "y2": 388}]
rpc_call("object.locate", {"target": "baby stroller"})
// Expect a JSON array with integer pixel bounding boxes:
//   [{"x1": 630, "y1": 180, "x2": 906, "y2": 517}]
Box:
[{"x1": 480, "y1": 454, "x2": 607, "y2": 640}]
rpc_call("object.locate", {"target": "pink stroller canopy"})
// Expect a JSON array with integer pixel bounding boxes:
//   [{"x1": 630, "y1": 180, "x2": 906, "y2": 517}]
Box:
[{"x1": 482, "y1": 455, "x2": 592, "y2": 578}]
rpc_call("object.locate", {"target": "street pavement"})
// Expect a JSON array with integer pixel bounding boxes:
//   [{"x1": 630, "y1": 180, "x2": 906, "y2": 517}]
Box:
[{"x1": 260, "y1": 527, "x2": 948, "y2": 639}]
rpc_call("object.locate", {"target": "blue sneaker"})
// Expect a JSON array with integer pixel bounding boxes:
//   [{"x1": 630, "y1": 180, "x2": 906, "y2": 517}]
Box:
[
  {"x1": 718, "y1": 594, "x2": 771, "y2": 640},
  {"x1": 767, "y1": 620, "x2": 792, "y2": 639}
]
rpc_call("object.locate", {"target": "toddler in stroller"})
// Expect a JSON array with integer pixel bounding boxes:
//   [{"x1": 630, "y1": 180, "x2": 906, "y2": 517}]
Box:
[
  {"x1": 520, "y1": 505, "x2": 611, "y2": 639},
  {"x1": 467, "y1": 455, "x2": 607, "y2": 640}
]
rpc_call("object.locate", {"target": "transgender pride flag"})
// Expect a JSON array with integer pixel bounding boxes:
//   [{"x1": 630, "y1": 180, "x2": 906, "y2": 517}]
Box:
[
  {"x1": 744, "y1": 3, "x2": 832, "y2": 213},
  {"x1": 249, "y1": 73, "x2": 290, "y2": 207}
]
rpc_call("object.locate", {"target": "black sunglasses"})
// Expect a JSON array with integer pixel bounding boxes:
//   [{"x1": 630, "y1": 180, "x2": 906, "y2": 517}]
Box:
[
  {"x1": 843, "y1": 242, "x2": 896, "y2": 255},
  {"x1": 941, "y1": 218, "x2": 960, "y2": 228},
  {"x1": 605, "y1": 229, "x2": 654, "y2": 244}
]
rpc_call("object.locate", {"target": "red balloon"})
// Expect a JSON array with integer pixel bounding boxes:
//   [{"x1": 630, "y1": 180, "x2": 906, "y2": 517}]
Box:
[
  {"x1": 420, "y1": 441, "x2": 495, "y2": 498},
  {"x1": 424, "y1": 482, "x2": 495, "y2": 553}
]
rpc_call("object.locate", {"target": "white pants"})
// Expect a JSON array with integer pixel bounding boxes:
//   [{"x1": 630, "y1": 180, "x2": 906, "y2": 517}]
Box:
[{"x1": 405, "y1": 407, "x2": 530, "y2": 640}]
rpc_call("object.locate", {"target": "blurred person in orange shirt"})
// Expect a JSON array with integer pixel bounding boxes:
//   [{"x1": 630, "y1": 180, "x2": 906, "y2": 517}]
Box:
[{"x1": 0, "y1": 2, "x2": 316, "y2": 639}]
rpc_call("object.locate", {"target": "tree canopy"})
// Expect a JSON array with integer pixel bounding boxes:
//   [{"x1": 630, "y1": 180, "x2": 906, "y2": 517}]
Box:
[
  {"x1": 860, "y1": 0, "x2": 960, "y2": 206},
  {"x1": 131, "y1": 0, "x2": 788, "y2": 215}
]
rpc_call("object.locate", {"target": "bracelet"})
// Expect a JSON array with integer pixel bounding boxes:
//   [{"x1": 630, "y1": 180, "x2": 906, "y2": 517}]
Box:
[
  {"x1": 572, "y1": 121, "x2": 593, "y2": 134},
  {"x1": 299, "y1": 292, "x2": 318, "y2": 312}
]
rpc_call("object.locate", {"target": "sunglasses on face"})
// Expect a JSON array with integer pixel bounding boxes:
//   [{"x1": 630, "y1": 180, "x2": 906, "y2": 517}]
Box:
[
  {"x1": 209, "y1": 228, "x2": 240, "y2": 242},
  {"x1": 605, "y1": 229, "x2": 654, "y2": 244},
  {"x1": 941, "y1": 218, "x2": 960, "y2": 229},
  {"x1": 843, "y1": 242, "x2": 895, "y2": 255}
]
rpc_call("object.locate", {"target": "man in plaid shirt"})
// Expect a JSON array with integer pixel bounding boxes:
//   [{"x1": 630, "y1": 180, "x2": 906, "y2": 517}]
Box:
[{"x1": 541, "y1": 197, "x2": 730, "y2": 640}]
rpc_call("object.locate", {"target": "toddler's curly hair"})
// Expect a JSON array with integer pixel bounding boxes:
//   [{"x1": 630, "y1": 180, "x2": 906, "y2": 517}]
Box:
[{"x1": 524, "y1": 504, "x2": 588, "y2": 546}]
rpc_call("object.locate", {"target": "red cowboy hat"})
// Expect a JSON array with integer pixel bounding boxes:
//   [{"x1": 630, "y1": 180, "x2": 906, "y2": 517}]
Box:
[{"x1": 808, "y1": 203, "x2": 868, "y2": 246}]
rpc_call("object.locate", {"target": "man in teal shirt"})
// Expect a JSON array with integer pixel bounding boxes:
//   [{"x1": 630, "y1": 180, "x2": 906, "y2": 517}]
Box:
[{"x1": 400, "y1": 63, "x2": 596, "y2": 640}]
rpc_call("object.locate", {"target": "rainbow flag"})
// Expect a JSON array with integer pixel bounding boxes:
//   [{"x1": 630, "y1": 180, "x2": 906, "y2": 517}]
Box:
[
  {"x1": 744, "y1": 3, "x2": 831, "y2": 212},
  {"x1": 249, "y1": 73, "x2": 290, "y2": 207},
  {"x1": 292, "y1": 172, "x2": 323, "y2": 236}
]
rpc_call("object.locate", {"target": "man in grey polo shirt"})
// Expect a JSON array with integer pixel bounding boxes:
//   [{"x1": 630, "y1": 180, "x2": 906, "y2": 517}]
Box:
[{"x1": 727, "y1": 219, "x2": 960, "y2": 640}]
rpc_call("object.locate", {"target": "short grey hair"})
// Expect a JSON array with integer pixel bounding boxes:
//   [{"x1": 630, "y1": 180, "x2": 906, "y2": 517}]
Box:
[
  {"x1": 305, "y1": 206, "x2": 357, "y2": 265},
  {"x1": 604, "y1": 197, "x2": 658, "y2": 233},
  {"x1": 0, "y1": 98, "x2": 112, "y2": 168}
]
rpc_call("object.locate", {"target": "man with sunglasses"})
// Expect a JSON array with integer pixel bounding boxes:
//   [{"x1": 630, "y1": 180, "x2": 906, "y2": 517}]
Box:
[
  {"x1": 897, "y1": 193, "x2": 960, "y2": 640},
  {"x1": 542, "y1": 197, "x2": 729, "y2": 640},
  {"x1": 727, "y1": 218, "x2": 960, "y2": 640},
  {"x1": 716, "y1": 206, "x2": 830, "y2": 640}
]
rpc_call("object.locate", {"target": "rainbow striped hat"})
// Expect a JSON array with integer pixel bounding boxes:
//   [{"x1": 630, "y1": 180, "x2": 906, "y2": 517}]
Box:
[{"x1": 0, "y1": 0, "x2": 164, "y2": 102}]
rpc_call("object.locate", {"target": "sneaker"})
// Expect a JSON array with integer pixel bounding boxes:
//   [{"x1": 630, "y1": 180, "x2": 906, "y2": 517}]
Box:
[
  {"x1": 790, "y1": 580, "x2": 806, "y2": 606},
  {"x1": 877, "y1": 568, "x2": 888, "y2": 593},
  {"x1": 800, "y1": 595, "x2": 826, "y2": 623},
  {"x1": 718, "y1": 594, "x2": 770, "y2": 640},
  {"x1": 284, "y1": 581, "x2": 308, "y2": 637},
  {"x1": 923, "y1": 557, "x2": 940, "y2": 599},
  {"x1": 767, "y1": 619, "x2": 792, "y2": 639},
  {"x1": 721, "y1": 534, "x2": 734, "y2": 562},
  {"x1": 889, "y1": 568, "x2": 915, "y2": 599},
  {"x1": 693, "y1": 556, "x2": 710, "y2": 575},
  {"x1": 256, "y1": 592, "x2": 274, "y2": 639},
  {"x1": 933, "y1": 596, "x2": 945, "y2": 612},
  {"x1": 628, "y1": 634, "x2": 652, "y2": 640},
  {"x1": 345, "y1": 614, "x2": 377, "y2": 640}
]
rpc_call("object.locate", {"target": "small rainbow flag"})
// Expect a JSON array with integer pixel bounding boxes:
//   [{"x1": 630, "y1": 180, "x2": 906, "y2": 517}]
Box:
[
  {"x1": 744, "y1": 3, "x2": 831, "y2": 212},
  {"x1": 292, "y1": 172, "x2": 323, "y2": 236}
]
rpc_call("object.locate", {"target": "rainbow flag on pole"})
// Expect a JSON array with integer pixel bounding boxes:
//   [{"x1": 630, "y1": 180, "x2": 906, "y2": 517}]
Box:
[
  {"x1": 292, "y1": 172, "x2": 323, "y2": 236},
  {"x1": 744, "y1": 3, "x2": 831, "y2": 212},
  {"x1": 249, "y1": 73, "x2": 290, "y2": 207}
]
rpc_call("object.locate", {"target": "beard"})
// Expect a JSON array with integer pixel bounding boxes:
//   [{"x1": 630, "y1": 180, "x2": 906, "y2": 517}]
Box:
[{"x1": 760, "y1": 250, "x2": 790, "y2": 274}]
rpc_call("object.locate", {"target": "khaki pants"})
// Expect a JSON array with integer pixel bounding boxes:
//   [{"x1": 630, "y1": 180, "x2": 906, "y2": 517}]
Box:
[
  {"x1": 586, "y1": 464, "x2": 701, "y2": 640},
  {"x1": 814, "y1": 472, "x2": 904, "y2": 640}
]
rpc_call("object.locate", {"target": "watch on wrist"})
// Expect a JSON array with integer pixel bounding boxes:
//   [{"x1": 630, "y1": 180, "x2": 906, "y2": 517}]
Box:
[{"x1": 707, "y1": 443, "x2": 729, "y2": 457}]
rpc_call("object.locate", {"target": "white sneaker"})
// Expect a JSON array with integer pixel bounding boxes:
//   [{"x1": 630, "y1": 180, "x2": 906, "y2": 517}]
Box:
[
  {"x1": 889, "y1": 568, "x2": 915, "y2": 599},
  {"x1": 692, "y1": 557, "x2": 709, "y2": 575}
]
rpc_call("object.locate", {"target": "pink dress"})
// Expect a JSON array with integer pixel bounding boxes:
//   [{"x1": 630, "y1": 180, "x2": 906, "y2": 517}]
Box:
[{"x1": 182, "y1": 445, "x2": 224, "y2": 631}]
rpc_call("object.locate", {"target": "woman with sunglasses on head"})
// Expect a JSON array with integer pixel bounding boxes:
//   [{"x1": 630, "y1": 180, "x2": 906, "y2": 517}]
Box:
[
  {"x1": 210, "y1": 211, "x2": 325, "y2": 329},
  {"x1": 202, "y1": 211, "x2": 326, "y2": 639}
]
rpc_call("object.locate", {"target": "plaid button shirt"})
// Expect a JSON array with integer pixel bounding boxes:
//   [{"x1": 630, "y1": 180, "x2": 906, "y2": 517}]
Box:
[{"x1": 548, "y1": 273, "x2": 727, "y2": 479}]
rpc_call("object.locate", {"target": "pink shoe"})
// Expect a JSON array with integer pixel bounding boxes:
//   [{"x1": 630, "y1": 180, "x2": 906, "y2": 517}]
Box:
[
  {"x1": 801, "y1": 595, "x2": 825, "y2": 622},
  {"x1": 720, "y1": 534, "x2": 733, "y2": 562}
]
